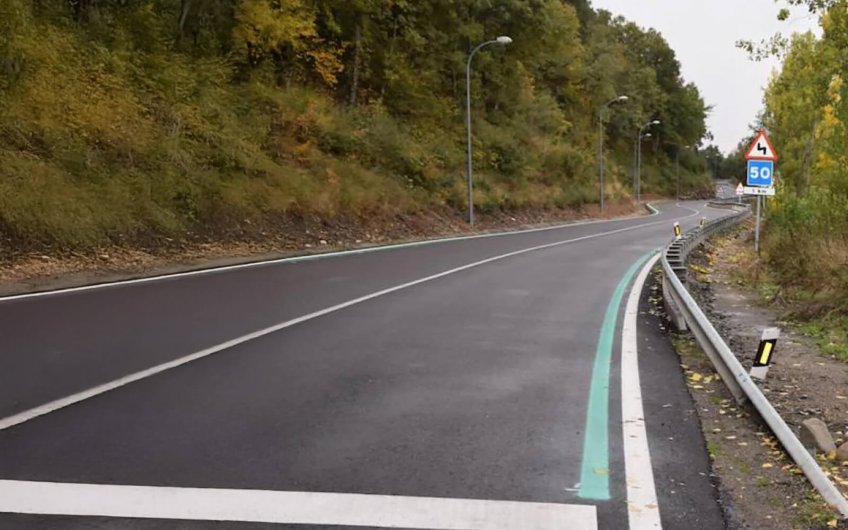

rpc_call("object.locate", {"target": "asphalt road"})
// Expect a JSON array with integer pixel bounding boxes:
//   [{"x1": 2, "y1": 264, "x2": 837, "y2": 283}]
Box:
[{"x1": 0, "y1": 201, "x2": 728, "y2": 529}]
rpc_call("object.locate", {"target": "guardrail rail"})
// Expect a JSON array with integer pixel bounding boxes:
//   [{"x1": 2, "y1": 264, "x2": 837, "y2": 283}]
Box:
[{"x1": 660, "y1": 203, "x2": 848, "y2": 519}]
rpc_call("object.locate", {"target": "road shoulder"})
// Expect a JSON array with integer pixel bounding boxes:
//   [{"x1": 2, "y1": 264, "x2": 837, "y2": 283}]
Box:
[
  {"x1": 0, "y1": 203, "x2": 651, "y2": 298},
  {"x1": 637, "y1": 266, "x2": 726, "y2": 530},
  {"x1": 669, "y1": 226, "x2": 848, "y2": 530}
]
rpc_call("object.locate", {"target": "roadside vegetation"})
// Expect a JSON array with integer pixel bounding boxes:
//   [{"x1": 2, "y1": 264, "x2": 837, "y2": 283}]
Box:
[
  {"x1": 732, "y1": 0, "x2": 848, "y2": 353},
  {"x1": 0, "y1": 0, "x2": 714, "y2": 253},
  {"x1": 666, "y1": 241, "x2": 848, "y2": 529}
]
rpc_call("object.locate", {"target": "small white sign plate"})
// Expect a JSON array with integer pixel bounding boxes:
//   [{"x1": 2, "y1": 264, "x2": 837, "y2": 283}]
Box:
[{"x1": 743, "y1": 186, "x2": 775, "y2": 196}]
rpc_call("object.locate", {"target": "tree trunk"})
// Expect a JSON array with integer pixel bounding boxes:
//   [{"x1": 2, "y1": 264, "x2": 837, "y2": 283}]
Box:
[
  {"x1": 72, "y1": 0, "x2": 96, "y2": 22},
  {"x1": 801, "y1": 121, "x2": 817, "y2": 196},
  {"x1": 349, "y1": 21, "x2": 362, "y2": 105},
  {"x1": 177, "y1": 0, "x2": 193, "y2": 46},
  {"x1": 380, "y1": 16, "x2": 398, "y2": 101}
]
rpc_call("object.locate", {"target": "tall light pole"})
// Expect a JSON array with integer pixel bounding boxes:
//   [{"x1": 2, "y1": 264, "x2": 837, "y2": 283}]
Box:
[
  {"x1": 466, "y1": 35, "x2": 512, "y2": 226},
  {"x1": 633, "y1": 132, "x2": 653, "y2": 192},
  {"x1": 634, "y1": 119, "x2": 660, "y2": 202},
  {"x1": 598, "y1": 95, "x2": 628, "y2": 214}
]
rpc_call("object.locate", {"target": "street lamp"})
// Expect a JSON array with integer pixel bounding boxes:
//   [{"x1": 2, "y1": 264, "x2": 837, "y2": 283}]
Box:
[
  {"x1": 634, "y1": 119, "x2": 660, "y2": 202},
  {"x1": 466, "y1": 35, "x2": 512, "y2": 226},
  {"x1": 598, "y1": 95, "x2": 628, "y2": 213}
]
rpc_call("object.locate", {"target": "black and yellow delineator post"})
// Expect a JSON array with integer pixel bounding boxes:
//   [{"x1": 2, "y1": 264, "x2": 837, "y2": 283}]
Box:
[
  {"x1": 750, "y1": 327, "x2": 780, "y2": 381},
  {"x1": 700, "y1": 217, "x2": 707, "y2": 228},
  {"x1": 673, "y1": 222, "x2": 681, "y2": 240}
]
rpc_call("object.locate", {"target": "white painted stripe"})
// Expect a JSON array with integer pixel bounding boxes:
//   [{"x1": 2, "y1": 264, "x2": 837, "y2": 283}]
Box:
[
  {"x1": 0, "y1": 210, "x2": 700, "y2": 432},
  {"x1": 0, "y1": 204, "x2": 664, "y2": 303},
  {"x1": 621, "y1": 253, "x2": 663, "y2": 529},
  {"x1": 0, "y1": 480, "x2": 598, "y2": 530}
]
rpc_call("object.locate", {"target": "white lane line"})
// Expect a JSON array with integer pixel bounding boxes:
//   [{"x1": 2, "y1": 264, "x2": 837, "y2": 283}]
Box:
[
  {"x1": 621, "y1": 253, "x2": 663, "y2": 530},
  {"x1": 0, "y1": 204, "x2": 664, "y2": 303},
  {"x1": 0, "y1": 210, "x2": 700, "y2": 432},
  {"x1": 0, "y1": 480, "x2": 598, "y2": 530}
]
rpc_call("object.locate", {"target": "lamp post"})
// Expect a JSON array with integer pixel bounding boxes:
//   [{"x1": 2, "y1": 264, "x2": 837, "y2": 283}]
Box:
[
  {"x1": 598, "y1": 95, "x2": 628, "y2": 214},
  {"x1": 634, "y1": 119, "x2": 660, "y2": 202},
  {"x1": 466, "y1": 35, "x2": 512, "y2": 226}
]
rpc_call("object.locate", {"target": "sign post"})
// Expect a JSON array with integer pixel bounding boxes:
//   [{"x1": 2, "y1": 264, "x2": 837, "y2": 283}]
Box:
[
  {"x1": 750, "y1": 327, "x2": 780, "y2": 381},
  {"x1": 744, "y1": 130, "x2": 779, "y2": 254}
]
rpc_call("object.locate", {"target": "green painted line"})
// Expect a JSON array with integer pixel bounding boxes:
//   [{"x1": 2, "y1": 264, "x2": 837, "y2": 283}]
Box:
[{"x1": 578, "y1": 250, "x2": 656, "y2": 501}]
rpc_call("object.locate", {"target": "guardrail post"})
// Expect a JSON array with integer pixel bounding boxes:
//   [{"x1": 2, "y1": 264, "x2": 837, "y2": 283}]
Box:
[{"x1": 662, "y1": 275, "x2": 687, "y2": 332}]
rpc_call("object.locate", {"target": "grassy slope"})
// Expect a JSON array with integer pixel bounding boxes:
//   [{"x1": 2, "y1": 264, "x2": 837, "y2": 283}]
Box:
[{"x1": 0, "y1": 13, "x2": 711, "y2": 254}]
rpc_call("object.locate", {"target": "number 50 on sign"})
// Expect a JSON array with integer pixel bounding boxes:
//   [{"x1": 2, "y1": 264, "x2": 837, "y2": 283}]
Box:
[{"x1": 747, "y1": 160, "x2": 774, "y2": 187}]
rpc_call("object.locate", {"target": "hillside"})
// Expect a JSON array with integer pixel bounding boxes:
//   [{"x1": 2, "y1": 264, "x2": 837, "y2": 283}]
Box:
[{"x1": 1, "y1": 0, "x2": 713, "y2": 255}]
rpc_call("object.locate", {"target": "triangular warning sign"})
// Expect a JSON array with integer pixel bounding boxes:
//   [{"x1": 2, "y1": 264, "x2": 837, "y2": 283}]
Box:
[
  {"x1": 736, "y1": 183, "x2": 744, "y2": 195},
  {"x1": 745, "y1": 129, "x2": 778, "y2": 161}
]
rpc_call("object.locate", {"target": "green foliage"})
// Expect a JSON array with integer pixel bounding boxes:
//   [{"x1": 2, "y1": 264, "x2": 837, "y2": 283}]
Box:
[
  {"x1": 720, "y1": 137, "x2": 753, "y2": 182},
  {"x1": 758, "y1": 0, "x2": 848, "y2": 315},
  {"x1": 764, "y1": 189, "x2": 848, "y2": 306},
  {"x1": 735, "y1": 0, "x2": 829, "y2": 61},
  {"x1": 0, "y1": 0, "x2": 712, "y2": 251}
]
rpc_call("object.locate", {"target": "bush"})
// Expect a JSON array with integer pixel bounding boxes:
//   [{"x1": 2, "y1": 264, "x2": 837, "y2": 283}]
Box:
[{"x1": 764, "y1": 187, "x2": 848, "y2": 309}]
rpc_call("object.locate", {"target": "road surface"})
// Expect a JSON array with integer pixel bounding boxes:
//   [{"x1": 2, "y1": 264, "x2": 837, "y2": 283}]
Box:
[{"x1": 0, "y1": 202, "x2": 729, "y2": 529}]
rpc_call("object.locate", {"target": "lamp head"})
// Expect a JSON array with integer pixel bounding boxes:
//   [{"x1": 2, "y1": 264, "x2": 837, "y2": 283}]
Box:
[{"x1": 496, "y1": 36, "x2": 513, "y2": 45}]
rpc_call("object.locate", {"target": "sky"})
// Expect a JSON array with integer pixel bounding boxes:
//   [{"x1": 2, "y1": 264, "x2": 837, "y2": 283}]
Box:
[{"x1": 590, "y1": 0, "x2": 820, "y2": 154}]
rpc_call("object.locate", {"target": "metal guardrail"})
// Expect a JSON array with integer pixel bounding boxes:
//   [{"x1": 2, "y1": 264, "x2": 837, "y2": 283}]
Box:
[
  {"x1": 708, "y1": 197, "x2": 755, "y2": 207},
  {"x1": 661, "y1": 206, "x2": 848, "y2": 519}
]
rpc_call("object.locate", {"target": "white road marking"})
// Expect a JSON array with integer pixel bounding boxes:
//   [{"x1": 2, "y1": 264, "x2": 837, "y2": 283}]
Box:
[
  {"x1": 0, "y1": 210, "x2": 700, "y2": 432},
  {"x1": 0, "y1": 205, "x2": 665, "y2": 303},
  {"x1": 0, "y1": 480, "x2": 598, "y2": 530},
  {"x1": 621, "y1": 253, "x2": 663, "y2": 529}
]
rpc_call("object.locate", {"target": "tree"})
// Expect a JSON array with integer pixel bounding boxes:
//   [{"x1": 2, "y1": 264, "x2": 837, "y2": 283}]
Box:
[
  {"x1": 701, "y1": 145, "x2": 724, "y2": 179},
  {"x1": 233, "y1": 0, "x2": 343, "y2": 87}
]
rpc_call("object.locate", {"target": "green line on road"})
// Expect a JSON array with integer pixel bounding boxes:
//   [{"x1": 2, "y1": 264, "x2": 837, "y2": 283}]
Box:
[{"x1": 578, "y1": 250, "x2": 656, "y2": 501}]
